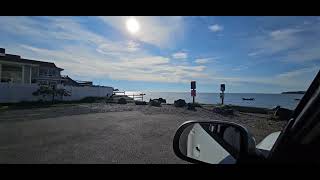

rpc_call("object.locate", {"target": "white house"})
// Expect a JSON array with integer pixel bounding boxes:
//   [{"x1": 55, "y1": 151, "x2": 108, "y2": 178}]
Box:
[{"x1": 0, "y1": 48, "x2": 113, "y2": 103}]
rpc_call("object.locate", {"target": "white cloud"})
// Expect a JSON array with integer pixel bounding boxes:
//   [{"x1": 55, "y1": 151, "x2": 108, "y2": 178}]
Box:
[
  {"x1": 195, "y1": 58, "x2": 214, "y2": 64},
  {"x1": 282, "y1": 47, "x2": 320, "y2": 63},
  {"x1": 248, "y1": 50, "x2": 265, "y2": 57},
  {"x1": 98, "y1": 16, "x2": 184, "y2": 47},
  {"x1": 0, "y1": 16, "x2": 209, "y2": 84},
  {"x1": 172, "y1": 52, "x2": 188, "y2": 59},
  {"x1": 209, "y1": 24, "x2": 223, "y2": 32},
  {"x1": 248, "y1": 25, "x2": 320, "y2": 63},
  {"x1": 269, "y1": 28, "x2": 302, "y2": 40},
  {"x1": 276, "y1": 67, "x2": 319, "y2": 79},
  {"x1": 232, "y1": 65, "x2": 249, "y2": 71}
]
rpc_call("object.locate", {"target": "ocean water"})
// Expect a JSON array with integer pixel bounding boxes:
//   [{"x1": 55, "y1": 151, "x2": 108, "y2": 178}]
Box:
[{"x1": 124, "y1": 92, "x2": 304, "y2": 110}]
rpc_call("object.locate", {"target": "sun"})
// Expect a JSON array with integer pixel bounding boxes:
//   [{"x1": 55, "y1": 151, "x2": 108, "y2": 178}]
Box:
[{"x1": 126, "y1": 17, "x2": 140, "y2": 34}]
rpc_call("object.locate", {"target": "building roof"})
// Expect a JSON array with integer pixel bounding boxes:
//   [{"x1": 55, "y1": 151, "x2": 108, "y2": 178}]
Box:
[{"x1": 0, "y1": 52, "x2": 63, "y2": 71}]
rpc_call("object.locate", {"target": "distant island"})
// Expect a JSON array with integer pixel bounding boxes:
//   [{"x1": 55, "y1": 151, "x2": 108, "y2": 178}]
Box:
[{"x1": 281, "y1": 91, "x2": 306, "y2": 94}]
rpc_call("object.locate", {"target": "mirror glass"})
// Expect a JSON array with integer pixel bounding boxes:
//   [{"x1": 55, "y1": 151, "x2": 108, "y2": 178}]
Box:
[{"x1": 178, "y1": 122, "x2": 243, "y2": 164}]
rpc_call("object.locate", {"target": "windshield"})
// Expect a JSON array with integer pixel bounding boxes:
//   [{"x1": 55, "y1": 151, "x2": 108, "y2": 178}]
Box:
[{"x1": 0, "y1": 16, "x2": 319, "y2": 164}]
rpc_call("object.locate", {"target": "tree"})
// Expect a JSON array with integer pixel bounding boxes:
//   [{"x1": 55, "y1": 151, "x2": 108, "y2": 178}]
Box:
[{"x1": 32, "y1": 85, "x2": 71, "y2": 104}]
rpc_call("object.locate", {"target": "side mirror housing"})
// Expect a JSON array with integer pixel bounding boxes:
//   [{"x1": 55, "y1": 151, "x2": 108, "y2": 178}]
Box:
[{"x1": 173, "y1": 120, "x2": 256, "y2": 164}]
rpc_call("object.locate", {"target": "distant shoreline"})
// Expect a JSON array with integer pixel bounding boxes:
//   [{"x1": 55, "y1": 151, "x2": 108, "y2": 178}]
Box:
[{"x1": 281, "y1": 91, "x2": 306, "y2": 94}]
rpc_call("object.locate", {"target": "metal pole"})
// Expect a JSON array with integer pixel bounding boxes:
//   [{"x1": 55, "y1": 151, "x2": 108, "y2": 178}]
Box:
[
  {"x1": 222, "y1": 92, "x2": 224, "y2": 105},
  {"x1": 193, "y1": 96, "x2": 195, "y2": 104}
]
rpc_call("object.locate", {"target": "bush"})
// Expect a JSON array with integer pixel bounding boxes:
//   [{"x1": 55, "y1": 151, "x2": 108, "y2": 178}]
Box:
[
  {"x1": 149, "y1": 99, "x2": 161, "y2": 107},
  {"x1": 80, "y1": 97, "x2": 105, "y2": 103},
  {"x1": 118, "y1": 98, "x2": 127, "y2": 104},
  {"x1": 135, "y1": 101, "x2": 147, "y2": 105},
  {"x1": 174, "y1": 99, "x2": 186, "y2": 107}
]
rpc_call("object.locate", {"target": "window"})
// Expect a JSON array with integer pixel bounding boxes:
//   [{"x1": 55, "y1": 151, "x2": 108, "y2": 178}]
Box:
[
  {"x1": 1, "y1": 64, "x2": 22, "y2": 83},
  {"x1": 39, "y1": 67, "x2": 48, "y2": 76}
]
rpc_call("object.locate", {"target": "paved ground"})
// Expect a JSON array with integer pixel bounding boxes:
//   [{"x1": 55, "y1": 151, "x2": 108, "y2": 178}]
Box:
[
  {"x1": 0, "y1": 111, "x2": 189, "y2": 164},
  {"x1": 0, "y1": 103, "x2": 286, "y2": 163}
]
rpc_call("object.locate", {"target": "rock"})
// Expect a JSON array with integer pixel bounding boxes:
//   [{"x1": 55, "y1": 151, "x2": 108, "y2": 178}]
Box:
[
  {"x1": 174, "y1": 99, "x2": 186, "y2": 107},
  {"x1": 156, "y1": 98, "x2": 166, "y2": 104},
  {"x1": 117, "y1": 98, "x2": 127, "y2": 104},
  {"x1": 212, "y1": 107, "x2": 234, "y2": 116},
  {"x1": 274, "y1": 108, "x2": 293, "y2": 121},
  {"x1": 187, "y1": 103, "x2": 196, "y2": 111},
  {"x1": 135, "y1": 101, "x2": 147, "y2": 105},
  {"x1": 149, "y1": 99, "x2": 161, "y2": 107}
]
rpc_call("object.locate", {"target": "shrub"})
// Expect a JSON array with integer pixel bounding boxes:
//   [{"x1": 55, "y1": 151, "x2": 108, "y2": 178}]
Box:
[
  {"x1": 118, "y1": 98, "x2": 127, "y2": 104},
  {"x1": 135, "y1": 101, "x2": 147, "y2": 105},
  {"x1": 80, "y1": 97, "x2": 104, "y2": 103}
]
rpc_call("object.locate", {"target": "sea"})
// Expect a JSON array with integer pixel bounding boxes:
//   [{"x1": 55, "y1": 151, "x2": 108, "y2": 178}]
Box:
[{"x1": 124, "y1": 92, "x2": 304, "y2": 110}]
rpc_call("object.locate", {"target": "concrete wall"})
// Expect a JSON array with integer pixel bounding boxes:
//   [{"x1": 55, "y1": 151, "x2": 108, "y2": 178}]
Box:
[
  {"x1": 0, "y1": 83, "x2": 113, "y2": 103},
  {"x1": 57, "y1": 84, "x2": 113, "y2": 101},
  {"x1": 0, "y1": 83, "x2": 39, "y2": 103}
]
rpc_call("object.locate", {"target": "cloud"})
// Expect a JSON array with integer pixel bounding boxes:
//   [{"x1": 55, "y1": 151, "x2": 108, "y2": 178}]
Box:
[
  {"x1": 209, "y1": 24, "x2": 223, "y2": 32},
  {"x1": 172, "y1": 51, "x2": 188, "y2": 59},
  {"x1": 269, "y1": 28, "x2": 302, "y2": 40},
  {"x1": 0, "y1": 16, "x2": 209, "y2": 84},
  {"x1": 98, "y1": 16, "x2": 184, "y2": 47},
  {"x1": 248, "y1": 25, "x2": 320, "y2": 63},
  {"x1": 282, "y1": 47, "x2": 320, "y2": 63},
  {"x1": 248, "y1": 51, "x2": 264, "y2": 57},
  {"x1": 232, "y1": 65, "x2": 249, "y2": 71},
  {"x1": 276, "y1": 67, "x2": 319, "y2": 79},
  {"x1": 19, "y1": 44, "x2": 209, "y2": 84},
  {"x1": 0, "y1": 16, "x2": 317, "y2": 92},
  {"x1": 195, "y1": 58, "x2": 214, "y2": 64}
]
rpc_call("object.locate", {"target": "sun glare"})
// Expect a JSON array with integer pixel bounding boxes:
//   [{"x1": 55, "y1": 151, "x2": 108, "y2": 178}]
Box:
[{"x1": 126, "y1": 17, "x2": 140, "y2": 34}]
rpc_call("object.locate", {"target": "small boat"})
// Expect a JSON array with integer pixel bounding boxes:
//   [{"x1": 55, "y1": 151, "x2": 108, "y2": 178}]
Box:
[
  {"x1": 242, "y1": 98, "x2": 255, "y2": 101},
  {"x1": 294, "y1": 98, "x2": 301, "y2": 101}
]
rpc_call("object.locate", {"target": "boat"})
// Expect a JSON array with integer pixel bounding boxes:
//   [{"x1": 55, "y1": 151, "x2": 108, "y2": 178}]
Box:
[
  {"x1": 294, "y1": 98, "x2": 301, "y2": 101},
  {"x1": 242, "y1": 98, "x2": 255, "y2": 101}
]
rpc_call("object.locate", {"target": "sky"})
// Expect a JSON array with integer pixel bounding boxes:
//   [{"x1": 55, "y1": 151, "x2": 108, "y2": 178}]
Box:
[{"x1": 0, "y1": 16, "x2": 319, "y2": 93}]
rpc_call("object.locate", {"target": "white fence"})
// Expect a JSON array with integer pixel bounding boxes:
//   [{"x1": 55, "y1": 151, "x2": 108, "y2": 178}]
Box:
[{"x1": 0, "y1": 83, "x2": 113, "y2": 103}]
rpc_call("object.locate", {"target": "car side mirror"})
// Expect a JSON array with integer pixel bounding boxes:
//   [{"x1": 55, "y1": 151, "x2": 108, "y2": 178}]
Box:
[{"x1": 173, "y1": 121, "x2": 256, "y2": 164}]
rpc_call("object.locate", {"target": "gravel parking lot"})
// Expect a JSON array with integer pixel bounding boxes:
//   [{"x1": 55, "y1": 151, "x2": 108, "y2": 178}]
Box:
[
  {"x1": 0, "y1": 103, "x2": 286, "y2": 163},
  {"x1": 0, "y1": 111, "x2": 190, "y2": 163}
]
